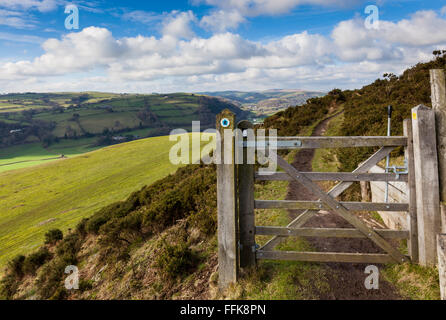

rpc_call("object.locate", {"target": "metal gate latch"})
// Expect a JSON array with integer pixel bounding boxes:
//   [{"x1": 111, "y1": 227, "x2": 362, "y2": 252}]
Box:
[{"x1": 386, "y1": 159, "x2": 408, "y2": 179}]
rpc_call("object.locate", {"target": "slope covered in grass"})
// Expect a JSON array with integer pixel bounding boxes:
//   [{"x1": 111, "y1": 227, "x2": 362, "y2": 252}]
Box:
[
  {"x1": 0, "y1": 138, "x2": 100, "y2": 173},
  {"x1": 0, "y1": 133, "x2": 212, "y2": 269}
]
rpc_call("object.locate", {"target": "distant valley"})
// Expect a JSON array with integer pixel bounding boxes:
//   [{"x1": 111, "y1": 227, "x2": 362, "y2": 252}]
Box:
[{"x1": 200, "y1": 89, "x2": 325, "y2": 119}]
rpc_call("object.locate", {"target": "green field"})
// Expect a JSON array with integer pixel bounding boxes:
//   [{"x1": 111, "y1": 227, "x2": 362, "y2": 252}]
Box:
[
  {"x1": 0, "y1": 133, "x2": 214, "y2": 270},
  {"x1": 0, "y1": 138, "x2": 100, "y2": 173},
  {"x1": 0, "y1": 126, "x2": 176, "y2": 173}
]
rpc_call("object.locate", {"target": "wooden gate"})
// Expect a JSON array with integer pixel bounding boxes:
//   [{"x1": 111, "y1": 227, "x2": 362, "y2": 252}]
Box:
[{"x1": 216, "y1": 110, "x2": 425, "y2": 288}]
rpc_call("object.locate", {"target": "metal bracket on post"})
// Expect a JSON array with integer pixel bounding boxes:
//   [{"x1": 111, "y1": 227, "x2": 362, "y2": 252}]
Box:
[{"x1": 386, "y1": 160, "x2": 409, "y2": 180}]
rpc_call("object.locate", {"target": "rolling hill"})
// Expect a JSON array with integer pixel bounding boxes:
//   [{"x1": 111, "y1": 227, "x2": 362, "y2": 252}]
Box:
[{"x1": 0, "y1": 133, "x2": 212, "y2": 270}]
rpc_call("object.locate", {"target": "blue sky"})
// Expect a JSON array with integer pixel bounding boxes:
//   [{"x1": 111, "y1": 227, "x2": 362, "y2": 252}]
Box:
[{"x1": 0, "y1": 0, "x2": 445, "y2": 93}]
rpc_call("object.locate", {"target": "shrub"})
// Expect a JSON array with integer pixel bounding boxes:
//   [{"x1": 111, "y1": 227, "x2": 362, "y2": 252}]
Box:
[
  {"x1": 154, "y1": 240, "x2": 198, "y2": 279},
  {"x1": 36, "y1": 258, "x2": 68, "y2": 299},
  {"x1": 0, "y1": 274, "x2": 18, "y2": 300},
  {"x1": 56, "y1": 233, "x2": 80, "y2": 261},
  {"x1": 45, "y1": 229, "x2": 63, "y2": 245},
  {"x1": 76, "y1": 218, "x2": 89, "y2": 237},
  {"x1": 49, "y1": 286, "x2": 68, "y2": 300},
  {"x1": 23, "y1": 247, "x2": 52, "y2": 275},
  {"x1": 7, "y1": 255, "x2": 25, "y2": 278},
  {"x1": 79, "y1": 279, "x2": 94, "y2": 292}
]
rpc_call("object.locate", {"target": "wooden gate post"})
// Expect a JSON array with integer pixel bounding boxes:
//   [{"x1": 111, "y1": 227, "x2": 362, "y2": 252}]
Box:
[
  {"x1": 216, "y1": 110, "x2": 238, "y2": 288},
  {"x1": 404, "y1": 119, "x2": 418, "y2": 263},
  {"x1": 430, "y1": 69, "x2": 446, "y2": 233},
  {"x1": 411, "y1": 105, "x2": 441, "y2": 266},
  {"x1": 237, "y1": 120, "x2": 256, "y2": 269}
]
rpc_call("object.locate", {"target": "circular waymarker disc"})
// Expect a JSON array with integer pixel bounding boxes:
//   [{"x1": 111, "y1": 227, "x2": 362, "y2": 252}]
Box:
[{"x1": 220, "y1": 118, "x2": 230, "y2": 128}]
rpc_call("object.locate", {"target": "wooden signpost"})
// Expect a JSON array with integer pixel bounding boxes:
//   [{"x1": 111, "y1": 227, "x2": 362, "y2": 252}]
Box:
[{"x1": 216, "y1": 110, "x2": 238, "y2": 288}]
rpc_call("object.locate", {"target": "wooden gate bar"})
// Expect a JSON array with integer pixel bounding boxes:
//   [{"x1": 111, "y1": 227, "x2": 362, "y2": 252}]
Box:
[
  {"x1": 267, "y1": 150, "x2": 409, "y2": 263},
  {"x1": 255, "y1": 226, "x2": 410, "y2": 239},
  {"x1": 256, "y1": 172, "x2": 408, "y2": 182},
  {"x1": 249, "y1": 136, "x2": 407, "y2": 149},
  {"x1": 256, "y1": 251, "x2": 397, "y2": 264},
  {"x1": 404, "y1": 119, "x2": 419, "y2": 263},
  {"x1": 260, "y1": 147, "x2": 396, "y2": 251},
  {"x1": 255, "y1": 200, "x2": 409, "y2": 212}
]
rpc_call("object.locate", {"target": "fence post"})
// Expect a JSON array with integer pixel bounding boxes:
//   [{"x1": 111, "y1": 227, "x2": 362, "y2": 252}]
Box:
[
  {"x1": 404, "y1": 119, "x2": 419, "y2": 263},
  {"x1": 438, "y1": 234, "x2": 446, "y2": 300},
  {"x1": 216, "y1": 110, "x2": 238, "y2": 288},
  {"x1": 237, "y1": 120, "x2": 256, "y2": 269},
  {"x1": 411, "y1": 105, "x2": 441, "y2": 266},
  {"x1": 430, "y1": 69, "x2": 446, "y2": 233}
]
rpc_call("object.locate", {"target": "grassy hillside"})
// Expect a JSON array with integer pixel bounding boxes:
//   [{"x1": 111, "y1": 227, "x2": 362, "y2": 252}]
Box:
[
  {"x1": 0, "y1": 138, "x2": 100, "y2": 173},
  {"x1": 0, "y1": 127, "x2": 162, "y2": 173},
  {"x1": 0, "y1": 133, "x2": 212, "y2": 269},
  {"x1": 0, "y1": 138, "x2": 321, "y2": 300}
]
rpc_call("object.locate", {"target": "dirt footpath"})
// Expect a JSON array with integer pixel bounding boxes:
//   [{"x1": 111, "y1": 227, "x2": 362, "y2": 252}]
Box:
[{"x1": 286, "y1": 113, "x2": 402, "y2": 300}]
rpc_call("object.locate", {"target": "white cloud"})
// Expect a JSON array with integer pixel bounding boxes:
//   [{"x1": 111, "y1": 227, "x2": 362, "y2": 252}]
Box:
[
  {"x1": 379, "y1": 10, "x2": 446, "y2": 46},
  {"x1": 1, "y1": 8, "x2": 445, "y2": 93},
  {"x1": 332, "y1": 11, "x2": 446, "y2": 62},
  {"x1": 199, "y1": 10, "x2": 246, "y2": 32},
  {"x1": 162, "y1": 11, "x2": 197, "y2": 39}
]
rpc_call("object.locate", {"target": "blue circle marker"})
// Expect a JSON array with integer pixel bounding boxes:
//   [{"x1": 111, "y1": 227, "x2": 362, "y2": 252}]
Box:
[{"x1": 221, "y1": 118, "x2": 230, "y2": 128}]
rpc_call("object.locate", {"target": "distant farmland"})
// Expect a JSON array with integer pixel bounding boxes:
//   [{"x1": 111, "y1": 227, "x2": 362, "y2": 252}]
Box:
[
  {"x1": 0, "y1": 92, "x2": 246, "y2": 147},
  {"x1": 0, "y1": 92, "x2": 245, "y2": 134},
  {"x1": 0, "y1": 92, "x2": 247, "y2": 172}
]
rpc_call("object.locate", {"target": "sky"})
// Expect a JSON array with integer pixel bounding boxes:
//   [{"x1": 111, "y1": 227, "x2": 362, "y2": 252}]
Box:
[{"x1": 0, "y1": 0, "x2": 445, "y2": 93}]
